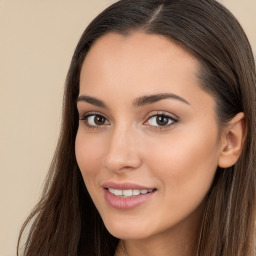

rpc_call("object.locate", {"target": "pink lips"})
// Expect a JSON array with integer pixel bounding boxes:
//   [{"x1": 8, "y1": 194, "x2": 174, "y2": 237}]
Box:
[{"x1": 102, "y1": 182, "x2": 156, "y2": 210}]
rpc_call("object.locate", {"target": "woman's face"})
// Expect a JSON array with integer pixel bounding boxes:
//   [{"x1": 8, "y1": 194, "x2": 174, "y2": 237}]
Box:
[{"x1": 75, "y1": 32, "x2": 223, "y2": 241}]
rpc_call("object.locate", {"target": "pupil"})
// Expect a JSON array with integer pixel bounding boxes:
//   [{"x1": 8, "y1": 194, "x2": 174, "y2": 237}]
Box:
[
  {"x1": 95, "y1": 115, "x2": 105, "y2": 125},
  {"x1": 157, "y1": 115, "x2": 168, "y2": 126}
]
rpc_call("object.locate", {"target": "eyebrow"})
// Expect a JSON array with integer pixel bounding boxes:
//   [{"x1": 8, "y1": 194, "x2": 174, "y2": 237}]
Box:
[
  {"x1": 76, "y1": 93, "x2": 190, "y2": 108},
  {"x1": 77, "y1": 95, "x2": 108, "y2": 108},
  {"x1": 133, "y1": 93, "x2": 190, "y2": 106}
]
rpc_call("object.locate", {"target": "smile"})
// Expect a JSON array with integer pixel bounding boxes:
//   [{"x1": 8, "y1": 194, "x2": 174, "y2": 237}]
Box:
[
  {"x1": 102, "y1": 182, "x2": 157, "y2": 209},
  {"x1": 108, "y1": 188, "x2": 154, "y2": 197}
]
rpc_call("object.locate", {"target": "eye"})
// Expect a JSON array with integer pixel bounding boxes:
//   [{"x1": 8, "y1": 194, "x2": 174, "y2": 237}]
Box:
[
  {"x1": 146, "y1": 114, "x2": 177, "y2": 127},
  {"x1": 79, "y1": 113, "x2": 110, "y2": 128}
]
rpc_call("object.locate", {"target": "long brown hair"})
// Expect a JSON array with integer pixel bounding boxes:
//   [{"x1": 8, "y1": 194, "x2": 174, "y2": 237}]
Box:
[{"x1": 18, "y1": 0, "x2": 256, "y2": 255}]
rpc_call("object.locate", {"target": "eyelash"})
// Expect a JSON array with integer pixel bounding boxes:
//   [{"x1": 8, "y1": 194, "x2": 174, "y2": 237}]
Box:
[{"x1": 79, "y1": 111, "x2": 178, "y2": 130}]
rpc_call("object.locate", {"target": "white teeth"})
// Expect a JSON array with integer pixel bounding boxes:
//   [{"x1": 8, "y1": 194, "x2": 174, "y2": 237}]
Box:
[
  {"x1": 108, "y1": 188, "x2": 154, "y2": 197},
  {"x1": 123, "y1": 189, "x2": 132, "y2": 197},
  {"x1": 109, "y1": 188, "x2": 123, "y2": 196},
  {"x1": 132, "y1": 189, "x2": 140, "y2": 196}
]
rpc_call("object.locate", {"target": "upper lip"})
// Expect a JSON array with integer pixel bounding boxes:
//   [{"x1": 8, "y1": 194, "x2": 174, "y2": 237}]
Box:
[{"x1": 102, "y1": 181, "x2": 155, "y2": 190}]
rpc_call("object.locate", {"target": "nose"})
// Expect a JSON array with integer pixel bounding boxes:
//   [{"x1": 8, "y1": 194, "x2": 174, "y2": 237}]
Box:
[{"x1": 104, "y1": 125, "x2": 142, "y2": 173}]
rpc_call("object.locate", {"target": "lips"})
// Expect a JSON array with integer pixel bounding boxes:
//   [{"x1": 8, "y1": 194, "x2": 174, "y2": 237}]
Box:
[{"x1": 102, "y1": 182, "x2": 156, "y2": 209}]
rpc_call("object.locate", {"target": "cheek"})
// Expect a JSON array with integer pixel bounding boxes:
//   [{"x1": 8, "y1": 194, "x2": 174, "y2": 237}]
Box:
[
  {"x1": 75, "y1": 130, "x2": 105, "y2": 182},
  {"x1": 75, "y1": 130, "x2": 109, "y2": 211},
  {"x1": 145, "y1": 129, "x2": 220, "y2": 199}
]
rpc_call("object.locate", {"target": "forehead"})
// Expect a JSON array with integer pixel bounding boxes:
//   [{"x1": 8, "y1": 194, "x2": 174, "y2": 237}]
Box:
[
  {"x1": 80, "y1": 32, "x2": 199, "y2": 92},
  {"x1": 85, "y1": 32, "x2": 194, "y2": 61},
  {"x1": 79, "y1": 32, "x2": 216, "y2": 114},
  {"x1": 81, "y1": 32, "x2": 198, "y2": 77}
]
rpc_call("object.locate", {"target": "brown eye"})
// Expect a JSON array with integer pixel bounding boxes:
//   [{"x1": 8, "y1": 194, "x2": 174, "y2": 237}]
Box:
[
  {"x1": 156, "y1": 115, "x2": 169, "y2": 126},
  {"x1": 94, "y1": 115, "x2": 106, "y2": 125},
  {"x1": 147, "y1": 114, "x2": 176, "y2": 127},
  {"x1": 80, "y1": 114, "x2": 110, "y2": 127}
]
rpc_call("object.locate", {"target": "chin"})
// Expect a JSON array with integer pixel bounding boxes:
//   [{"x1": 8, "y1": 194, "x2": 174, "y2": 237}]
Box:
[
  {"x1": 103, "y1": 218, "x2": 153, "y2": 240},
  {"x1": 108, "y1": 229, "x2": 149, "y2": 240}
]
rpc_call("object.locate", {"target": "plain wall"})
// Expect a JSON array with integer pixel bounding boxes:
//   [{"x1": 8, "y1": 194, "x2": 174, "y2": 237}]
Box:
[{"x1": 0, "y1": 1, "x2": 255, "y2": 255}]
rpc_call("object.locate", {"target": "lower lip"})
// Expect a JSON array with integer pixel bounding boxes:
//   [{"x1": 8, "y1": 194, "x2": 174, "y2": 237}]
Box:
[{"x1": 104, "y1": 189, "x2": 156, "y2": 210}]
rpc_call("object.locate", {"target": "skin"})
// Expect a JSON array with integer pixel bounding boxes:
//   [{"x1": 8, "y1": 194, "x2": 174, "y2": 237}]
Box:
[{"x1": 75, "y1": 32, "x2": 238, "y2": 256}]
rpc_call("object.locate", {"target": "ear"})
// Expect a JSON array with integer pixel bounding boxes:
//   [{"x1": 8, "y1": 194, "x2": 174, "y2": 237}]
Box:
[{"x1": 218, "y1": 112, "x2": 246, "y2": 168}]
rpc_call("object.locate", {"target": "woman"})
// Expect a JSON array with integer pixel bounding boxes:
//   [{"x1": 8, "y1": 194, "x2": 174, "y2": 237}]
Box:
[{"x1": 18, "y1": 0, "x2": 256, "y2": 255}]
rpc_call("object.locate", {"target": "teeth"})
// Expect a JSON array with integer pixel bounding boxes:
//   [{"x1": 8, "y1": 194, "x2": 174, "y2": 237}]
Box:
[
  {"x1": 108, "y1": 188, "x2": 154, "y2": 197},
  {"x1": 132, "y1": 189, "x2": 140, "y2": 196},
  {"x1": 141, "y1": 189, "x2": 148, "y2": 194},
  {"x1": 108, "y1": 188, "x2": 122, "y2": 196},
  {"x1": 123, "y1": 189, "x2": 132, "y2": 197}
]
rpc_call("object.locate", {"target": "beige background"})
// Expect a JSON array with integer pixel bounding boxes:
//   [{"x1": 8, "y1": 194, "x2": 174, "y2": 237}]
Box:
[{"x1": 0, "y1": 1, "x2": 255, "y2": 255}]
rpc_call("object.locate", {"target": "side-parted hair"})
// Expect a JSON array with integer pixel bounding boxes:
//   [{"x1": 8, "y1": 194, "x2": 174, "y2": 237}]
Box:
[{"x1": 18, "y1": 0, "x2": 256, "y2": 255}]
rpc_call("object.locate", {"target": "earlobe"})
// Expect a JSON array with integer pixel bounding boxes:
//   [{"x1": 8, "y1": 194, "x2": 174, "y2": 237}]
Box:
[{"x1": 218, "y1": 112, "x2": 246, "y2": 168}]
